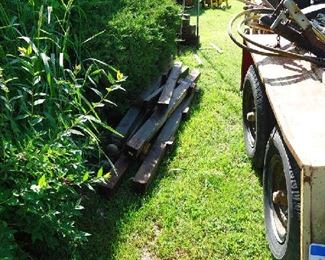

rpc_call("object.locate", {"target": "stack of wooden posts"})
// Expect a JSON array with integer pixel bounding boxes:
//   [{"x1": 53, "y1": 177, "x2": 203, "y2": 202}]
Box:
[{"x1": 100, "y1": 62, "x2": 200, "y2": 194}]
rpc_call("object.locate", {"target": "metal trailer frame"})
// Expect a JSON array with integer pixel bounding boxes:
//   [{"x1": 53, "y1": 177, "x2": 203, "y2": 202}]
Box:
[{"x1": 241, "y1": 34, "x2": 325, "y2": 260}]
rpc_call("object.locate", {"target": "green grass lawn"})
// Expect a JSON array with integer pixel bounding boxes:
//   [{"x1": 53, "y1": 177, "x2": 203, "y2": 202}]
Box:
[{"x1": 79, "y1": 2, "x2": 272, "y2": 259}]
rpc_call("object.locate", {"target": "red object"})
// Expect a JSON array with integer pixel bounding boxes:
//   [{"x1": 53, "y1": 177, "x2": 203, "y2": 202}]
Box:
[{"x1": 241, "y1": 48, "x2": 254, "y2": 90}]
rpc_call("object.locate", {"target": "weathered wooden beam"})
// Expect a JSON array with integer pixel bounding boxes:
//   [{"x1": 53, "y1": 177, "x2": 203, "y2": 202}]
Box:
[
  {"x1": 181, "y1": 69, "x2": 201, "y2": 84},
  {"x1": 132, "y1": 143, "x2": 168, "y2": 193},
  {"x1": 126, "y1": 70, "x2": 200, "y2": 158},
  {"x1": 157, "y1": 86, "x2": 196, "y2": 142},
  {"x1": 182, "y1": 84, "x2": 198, "y2": 117},
  {"x1": 157, "y1": 61, "x2": 183, "y2": 106},
  {"x1": 126, "y1": 109, "x2": 151, "y2": 141},
  {"x1": 180, "y1": 65, "x2": 189, "y2": 79},
  {"x1": 132, "y1": 88, "x2": 197, "y2": 193},
  {"x1": 127, "y1": 81, "x2": 190, "y2": 157},
  {"x1": 115, "y1": 107, "x2": 142, "y2": 139},
  {"x1": 177, "y1": 66, "x2": 190, "y2": 85},
  {"x1": 138, "y1": 76, "x2": 162, "y2": 103},
  {"x1": 112, "y1": 76, "x2": 164, "y2": 141},
  {"x1": 143, "y1": 87, "x2": 163, "y2": 108},
  {"x1": 99, "y1": 154, "x2": 131, "y2": 193},
  {"x1": 143, "y1": 66, "x2": 190, "y2": 106}
]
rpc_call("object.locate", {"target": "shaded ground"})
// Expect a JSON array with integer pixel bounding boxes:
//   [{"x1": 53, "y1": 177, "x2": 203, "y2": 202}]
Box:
[{"x1": 79, "y1": 2, "x2": 272, "y2": 259}]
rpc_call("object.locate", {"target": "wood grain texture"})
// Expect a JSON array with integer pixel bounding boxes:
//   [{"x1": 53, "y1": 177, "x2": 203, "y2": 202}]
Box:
[
  {"x1": 133, "y1": 88, "x2": 197, "y2": 192},
  {"x1": 247, "y1": 34, "x2": 325, "y2": 168},
  {"x1": 115, "y1": 107, "x2": 142, "y2": 139},
  {"x1": 126, "y1": 71, "x2": 200, "y2": 157},
  {"x1": 132, "y1": 143, "x2": 168, "y2": 193},
  {"x1": 158, "y1": 61, "x2": 183, "y2": 106},
  {"x1": 181, "y1": 69, "x2": 201, "y2": 84},
  {"x1": 114, "y1": 77, "x2": 163, "y2": 139},
  {"x1": 126, "y1": 81, "x2": 190, "y2": 157}
]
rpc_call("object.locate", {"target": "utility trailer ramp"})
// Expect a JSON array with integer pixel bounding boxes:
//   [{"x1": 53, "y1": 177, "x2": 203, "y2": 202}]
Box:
[{"x1": 246, "y1": 34, "x2": 325, "y2": 260}]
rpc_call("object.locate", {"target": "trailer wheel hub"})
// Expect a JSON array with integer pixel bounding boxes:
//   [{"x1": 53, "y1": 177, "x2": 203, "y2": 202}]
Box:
[{"x1": 270, "y1": 155, "x2": 288, "y2": 244}]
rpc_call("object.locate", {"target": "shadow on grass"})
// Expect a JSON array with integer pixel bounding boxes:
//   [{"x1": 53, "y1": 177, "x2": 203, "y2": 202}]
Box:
[
  {"x1": 252, "y1": 165, "x2": 263, "y2": 186},
  {"x1": 78, "y1": 60, "x2": 204, "y2": 259}
]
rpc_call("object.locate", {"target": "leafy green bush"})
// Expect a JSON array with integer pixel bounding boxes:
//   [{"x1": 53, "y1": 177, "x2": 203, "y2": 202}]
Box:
[
  {"x1": 0, "y1": 1, "x2": 121, "y2": 257},
  {"x1": 0, "y1": 0, "x2": 179, "y2": 257},
  {"x1": 106, "y1": 0, "x2": 180, "y2": 94},
  {"x1": 6, "y1": 0, "x2": 180, "y2": 107},
  {"x1": 73, "y1": 0, "x2": 180, "y2": 107}
]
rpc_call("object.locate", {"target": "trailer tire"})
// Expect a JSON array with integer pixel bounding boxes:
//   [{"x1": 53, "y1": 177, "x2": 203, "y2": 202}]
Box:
[
  {"x1": 242, "y1": 65, "x2": 273, "y2": 171},
  {"x1": 263, "y1": 128, "x2": 300, "y2": 260}
]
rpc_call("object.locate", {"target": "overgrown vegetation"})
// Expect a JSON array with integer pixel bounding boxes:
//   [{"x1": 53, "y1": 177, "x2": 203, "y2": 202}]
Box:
[
  {"x1": 0, "y1": 0, "x2": 179, "y2": 258},
  {"x1": 76, "y1": 0, "x2": 180, "y2": 110}
]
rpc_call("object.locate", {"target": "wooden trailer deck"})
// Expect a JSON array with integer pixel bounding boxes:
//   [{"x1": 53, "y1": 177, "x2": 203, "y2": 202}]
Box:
[{"x1": 246, "y1": 34, "x2": 325, "y2": 260}]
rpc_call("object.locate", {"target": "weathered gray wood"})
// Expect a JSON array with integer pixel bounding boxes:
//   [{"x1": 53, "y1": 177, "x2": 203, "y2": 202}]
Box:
[
  {"x1": 143, "y1": 87, "x2": 163, "y2": 107},
  {"x1": 132, "y1": 143, "x2": 167, "y2": 193},
  {"x1": 126, "y1": 109, "x2": 151, "y2": 142},
  {"x1": 182, "y1": 84, "x2": 198, "y2": 117},
  {"x1": 132, "y1": 88, "x2": 197, "y2": 193},
  {"x1": 139, "y1": 76, "x2": 162, "y2": 102},
  {"x1": 126, "y1": 70, "x2": 200, "y2": 157},
  {"x1": 157, "y1": 61, "x2": 183, "y2": 106},
  {"x1": 180, "y1": 66, "x2": 189, "y2": 79},
  {"x1": 157, "y1": 88, "x2": 196, "y2": 142},
  {"x1": 127, "y1": 81, "x2": 190, "y2": 157},
  {"x1": 115, "y1": 107, "x2": 142, "y2": 139},
  {"x1": 113, "y1": 76, "x2": 164, "y2": 140},
  {"x1": 181, "y1": 69, "x2": 201, "y2": 84},
  {"x1": 177, "y1": 66, "x2": 190, "y2": 84}
]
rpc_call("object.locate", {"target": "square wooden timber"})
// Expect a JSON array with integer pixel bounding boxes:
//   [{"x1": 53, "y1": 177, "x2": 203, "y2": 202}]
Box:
[{"x1": 246, "y1": 34, "x2": 325, "y2": 260}]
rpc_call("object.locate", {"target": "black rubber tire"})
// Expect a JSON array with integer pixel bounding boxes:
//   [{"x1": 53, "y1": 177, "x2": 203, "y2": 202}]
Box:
[
  {"x1": 242, "y1": 65, "x2": 273, "y2": 171},
  {"x1": 263, "y1": 128, "x2": 301, "y2": 260}
]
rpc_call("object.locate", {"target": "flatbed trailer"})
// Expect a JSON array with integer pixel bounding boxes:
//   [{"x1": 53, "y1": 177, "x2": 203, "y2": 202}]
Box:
[{"x1": 241, "y1": 34, "x2": 325, "y2": 260}]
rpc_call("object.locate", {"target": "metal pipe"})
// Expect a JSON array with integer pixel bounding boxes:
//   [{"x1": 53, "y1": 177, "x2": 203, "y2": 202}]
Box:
[{"x1": 227, "y1": 8, "x2": 325, "y2": 66}]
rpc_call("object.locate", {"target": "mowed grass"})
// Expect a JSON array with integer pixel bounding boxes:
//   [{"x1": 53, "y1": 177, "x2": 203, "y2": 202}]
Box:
[{"x1": 79, "y1": 2, "x2": 272, "y2": 259}]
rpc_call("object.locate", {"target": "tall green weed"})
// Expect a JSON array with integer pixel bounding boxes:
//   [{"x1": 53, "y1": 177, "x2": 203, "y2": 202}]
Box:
[
  {"x1": 0, "y1": 0, "x2": 179, "y2": 257},
  {"x1": 0, "y1": 0, "x2": 123, "y2": 257}
]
